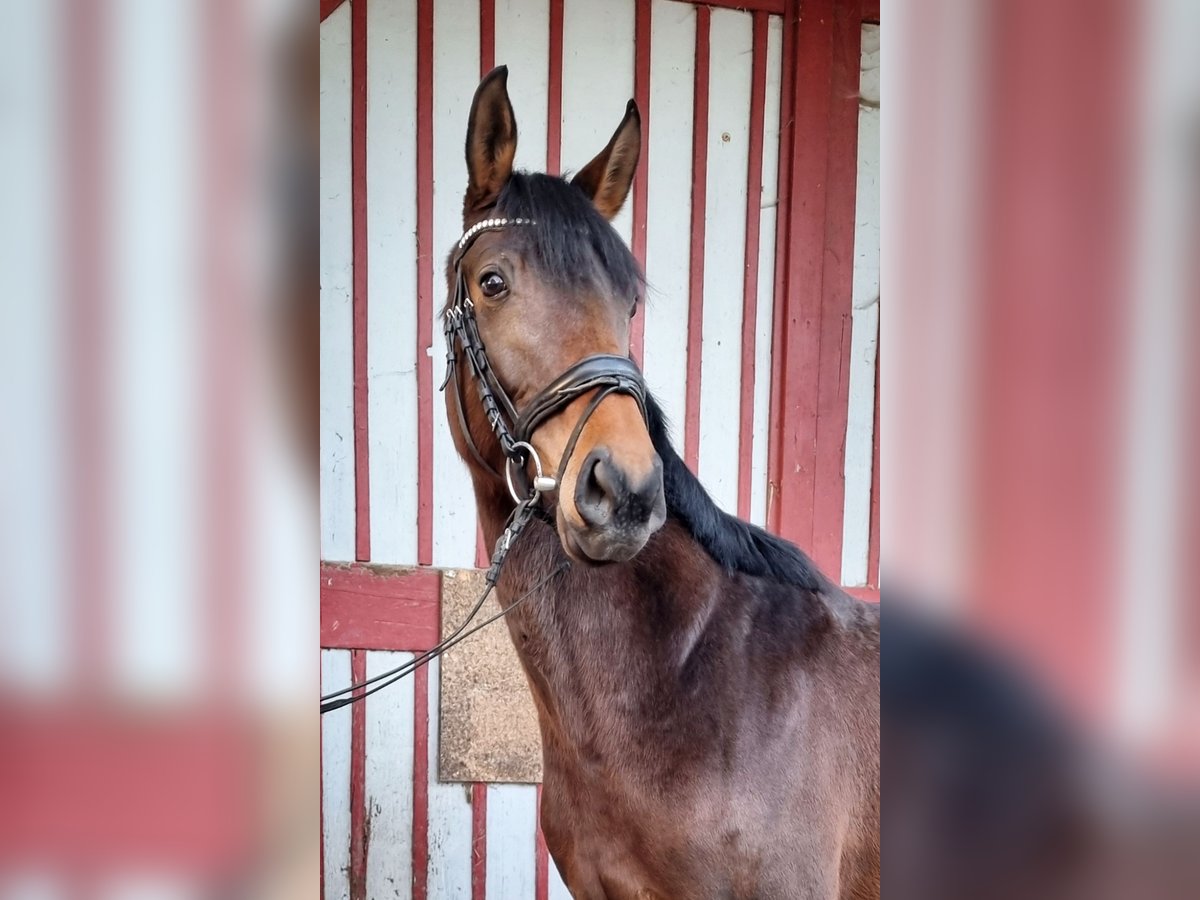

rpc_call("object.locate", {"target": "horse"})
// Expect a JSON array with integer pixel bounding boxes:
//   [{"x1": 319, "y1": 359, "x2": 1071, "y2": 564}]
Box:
[{"x1": 441, "y1": 66, "x2": 880, "y2": 900}]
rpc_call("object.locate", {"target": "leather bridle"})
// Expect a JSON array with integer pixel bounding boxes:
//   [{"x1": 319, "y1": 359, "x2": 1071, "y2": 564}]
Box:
[
  {"x1": 321, "y1": 215, "x2": 647, "y2": 716},
  {"x1": 441, "y1": 216, "x2": 648, "y2": 505}
]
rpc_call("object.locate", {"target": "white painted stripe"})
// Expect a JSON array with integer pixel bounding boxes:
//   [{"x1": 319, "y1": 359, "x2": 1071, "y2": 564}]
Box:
[
  {"x1": 0, "y1": 0, "x2": 68, "y2": 691},
  {"x1": 320, "y1": 4, "x2": 356, "y2": 562},
  {"x1": 426, "y1": 657, "x2": 474, "y2": 897},
  {"x1": 322, "y1": 650, "x2": 353, "y2": 900},
  {"x1": 750, "y1": 16, "x2": 784, "y2": 528},
  {"x1": 485, "y1": 784, "x2": 538, "y2": 899},
  {"x1": 110, "y1": 0, "x2": 202, "y2": 696},
  {"x1": 642, "y1": 0, "x2": 696, "y2": 451},
  {"x1": 560, "y1": 0, "x2": 636, "y2": 241},
  {"x1": 0, "y1": 872, "x2": 65, "y2": 900},
  {"x1": 697, "y1": 8, "x2": 753, "y2": 515},
  {"x1": 432, "y1": 0, "x2": 483, "y2": 569},
  {"x1": 496, "y1": 0, "x2": 550, "y2": 174},
  {"x1": 366, "y1": 651, "x2": 417, "y2": 899},
  {"x1": 548, "y1": 855, "x2": 573, "y2": 900},
  {"x1": 1114, "y1": 0, "x2": 1194, "y2": 741},
  {"x1": 841, "y1": 23, "x2": 881, "y2": 587},
  {"x1": 367, "y1": 0, "x2": 420, "y2": 565}
]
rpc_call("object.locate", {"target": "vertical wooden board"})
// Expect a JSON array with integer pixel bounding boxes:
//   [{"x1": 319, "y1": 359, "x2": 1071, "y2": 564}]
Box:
[
  {"x1": 642, "y1": 0, "x2": 696, "y2": 451},
  {"x1": 496, "y1": 0, "x2": 550, "y2": 174},
  {"x1": 432, "y1": 0, "x2": 483, "y2": 569},
  {"x1": 548, "y1": 859, "x2": 572, "y2": 900},
  {"x1": 841, "y1": 23, "x2": 880, "y2": 586},
  {"x1": 426, "y1": 657, "x2": 474, "y2": 897},
  {"x1": 560, "y1": 0, "x2": 635, "y2": 243},
  {"x1": 750, "y1": 16, "x2": 784, "y2": 527},
  {"x1": 110, "y1": 0, "x2": 202, "y2": 695},
  {"x1": 321, "y1": 5, "x2": 356, "y2": 562},
  {"x1": 365, "y1": 652, "x2": 416, "y2": 899},
  {"x1": 0, "y1": 0, "x2": 68, "y2": 690},
  {"x1": 322, "y1": 650, "x2": 353, "y2": 900},
  {"x1": 485, "y1": 784, "x2": 538, "y2": 899},
  {"x1": 697, "y1": 9, "x2": 753, "y2": 514},
  {"x1": 367, "y1": 0, "x2": 419, "y2": 565}
]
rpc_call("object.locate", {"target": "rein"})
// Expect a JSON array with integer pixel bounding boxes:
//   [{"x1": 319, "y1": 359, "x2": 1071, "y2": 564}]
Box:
[{"x1": 320, "y1": 216, "x2": 648, "y2": 715}]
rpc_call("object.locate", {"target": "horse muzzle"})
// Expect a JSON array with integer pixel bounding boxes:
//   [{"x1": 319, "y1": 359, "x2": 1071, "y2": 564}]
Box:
[{"x1": 560, "y1": 447, "x2": 666, "y2": 563}]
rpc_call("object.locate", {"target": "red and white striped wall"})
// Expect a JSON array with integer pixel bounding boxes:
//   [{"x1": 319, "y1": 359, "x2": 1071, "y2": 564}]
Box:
[{"x1": 321, "y1": 0, "x2": 880, "y2": 896}]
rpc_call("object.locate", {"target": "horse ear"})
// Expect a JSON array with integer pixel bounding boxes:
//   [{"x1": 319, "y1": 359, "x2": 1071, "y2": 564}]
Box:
[
  {"x1": 464, "y1": 66, "x2": 518, "y2": 216},
  {"x1": 571, "y1": 100, "x2": 641, "y2": 220}
]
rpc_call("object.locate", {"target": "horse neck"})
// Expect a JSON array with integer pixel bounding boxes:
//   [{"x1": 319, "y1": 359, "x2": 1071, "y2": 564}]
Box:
[{"x1": 472, "y1": 479, "x2": 730, "y2": 749}]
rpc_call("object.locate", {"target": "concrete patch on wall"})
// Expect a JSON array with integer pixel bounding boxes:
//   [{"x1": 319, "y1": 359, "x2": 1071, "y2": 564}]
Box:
[{"x1": 438, "y1": 568, "x2": 543, "y2": 783}]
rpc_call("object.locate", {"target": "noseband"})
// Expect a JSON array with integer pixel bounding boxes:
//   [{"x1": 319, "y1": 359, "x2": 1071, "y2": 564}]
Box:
[{"x1": 441, "y1": 217, "x2": 648, "y2": 504}]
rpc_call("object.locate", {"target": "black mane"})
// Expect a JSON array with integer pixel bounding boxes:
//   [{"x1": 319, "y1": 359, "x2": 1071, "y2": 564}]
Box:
[
  {"x1": 646, "y1": 395, "x2": 826, "y2": 592},
  {"x1": 497, "y1": 172, "x2": 822, "y2": 592},
  {"x1": 495, "y1": 171, "x2": 644, "y2": 302}
]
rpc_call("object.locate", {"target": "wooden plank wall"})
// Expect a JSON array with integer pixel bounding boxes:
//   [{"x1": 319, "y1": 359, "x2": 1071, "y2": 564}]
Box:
[{"x1": 319, "y1": 1, "x2": 880, "y2": 896}]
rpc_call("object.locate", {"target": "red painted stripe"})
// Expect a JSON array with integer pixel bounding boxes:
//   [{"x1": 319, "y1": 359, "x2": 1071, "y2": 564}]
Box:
[
  {"x1": 629, "y1": 0, "x2": 652, "y2": 363},
  {"x1": 868, "y1": 352, "x2": 880, "y2": 588},
  {"x1": 766, "y1": 0, "x2": 798, "y2": 535},
  {"x1": 810, "y1": 2, "x2": 861, "y2": 575},
  {"x1": 416, "y1": 0, "x2": 435, "y2": 565},
  {"x1": 412, "y1": 663, "x2": 430, "y2": 899},
  {"x1": 683, "y1": 6, "x2": 711, "y2": 471},
  {"x1": 768, "y1": 0, "x2": 861, "y2": 577},
  {"x1": 320, "y1": 660, "x2": 326, "y2": 900},
  {"x1": 737, "y1": 13, "x2": 769, "y2": 520},
  {"x1": 66, "y1": 0, "x2": 111, "y2": 686},
  {"x1": 547, "y1": 0, "x2": 564, "y2": 173},
  {"x1": 535, "y1": 783, "x2": 549, "y2": 900},
  {"x1": 0, "y1": 709, "x2": 253, "y2": 866},
  {"x1": 351, "y1": 0, "x2": 371, "y2": 562},
  {"x1": 480, "y1": 0, "x2": 495, "y2": 76},
  {"x1": 471, "y1": 783, "x2": 488, "y2": 899},
  {"x1": 321, "y1": 0, "x2": 348, "y2": 23},
  {"x1": 862, "y1": 0, "x2": 880, "y2": 24},
  {"x1": 320, "y1": 564, "x2": 441, "y2": 650},
  {"x1": 349, "y1": 650, "x2": 367, "y2": 900}
]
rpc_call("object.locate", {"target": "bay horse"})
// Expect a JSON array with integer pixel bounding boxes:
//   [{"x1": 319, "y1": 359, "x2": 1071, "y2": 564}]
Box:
[{"x1": 442, "y1": 67, "x2": 880, "y2": 900}]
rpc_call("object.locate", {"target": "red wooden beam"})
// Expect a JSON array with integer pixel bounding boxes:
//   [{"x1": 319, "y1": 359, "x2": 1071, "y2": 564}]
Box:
[
  {"x1": 535, "y1": 783, "x2": 549, "y2": 900},
  {"x1": 547, "y1": 0, "x2": 565, "y2": 173},
  {"x1": 412, "y1": 664, "x2": 430, "y2": 899},
  {"x1": 320, "y1": 564, "x2": 442, "y2": 650},
  {"x1": 811, "y1": 1, "x2": 862, "y2": 575},
  {"x1": 471, "y1": 783, "x2": 488, "y2": 899},
  {"x1": 416, "y1": 0, "x2": 435, "y2": 565},
  {"x1": 0, "y1": 709, "x2": 253, "y2": 869},
  {"x1": 349, "y1": 649, "x2": 367, "y2": 900},
  {"x1": 766, "y1": 0, "x2": 799, "y2": 535},
  {"x1": 683, "y1": 6, "x2": 711, "y2": 471},
  {"x1": 737, "y1": 12, "x2": 769, "y2": 520},
  {"x1": 480, "y1": 0, "x2": 496, "y2": 76},
  {"x1": 862, "y1": 0, "x2": 880, "y2": 25},
  {"x1": 320, "y1": 0, "x2": 348, "y2": 23},
  {"x1": 766, "y1": 0, "x2": 862, "y2": 578},
  {"x1": 351, "y1": 0, "x2": 371, "y2": 562},
  {"x1": 629, "y1": 0, "x2": 652, "y2": 363}
]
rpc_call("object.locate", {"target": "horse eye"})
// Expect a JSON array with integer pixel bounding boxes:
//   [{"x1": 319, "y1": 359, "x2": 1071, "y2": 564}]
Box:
[{"x1": 479, "y1": 271, "x2": 507, "y2": 298}]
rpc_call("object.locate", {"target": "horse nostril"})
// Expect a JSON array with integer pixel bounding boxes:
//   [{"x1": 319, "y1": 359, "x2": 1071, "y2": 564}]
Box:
[{"x1": 575, "y1": 447, "x2": 617, "y2": 528}]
